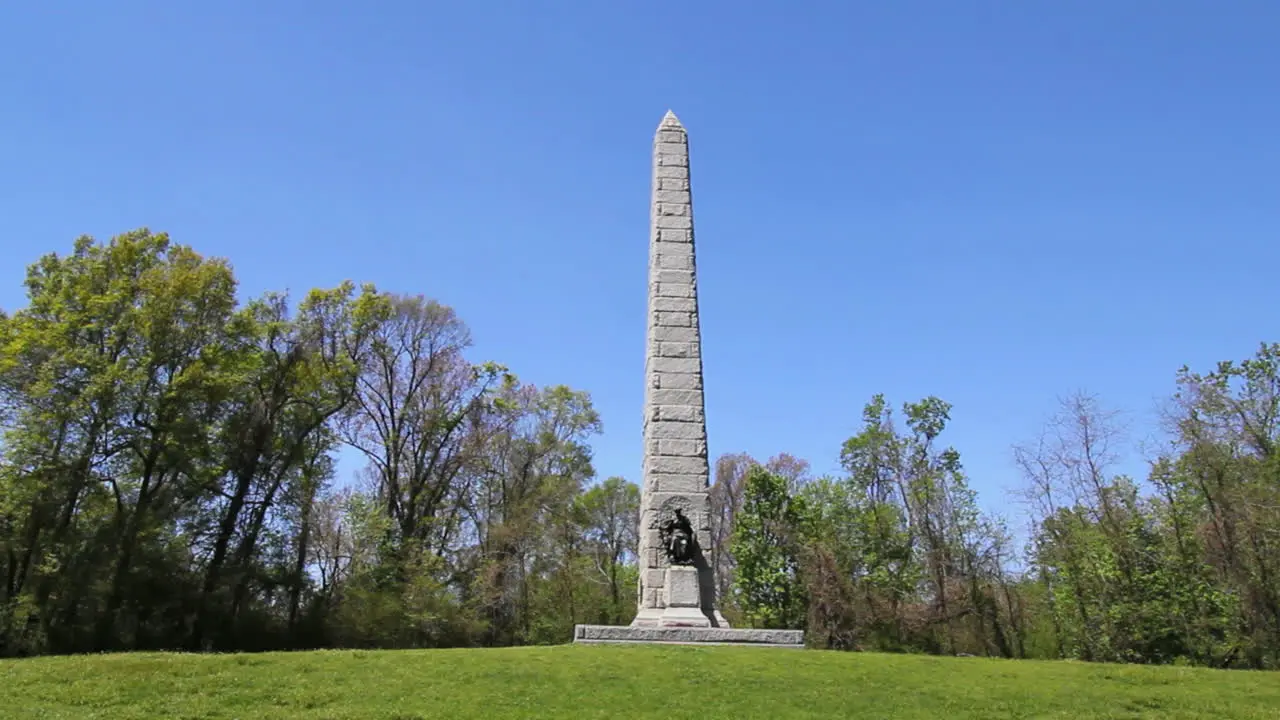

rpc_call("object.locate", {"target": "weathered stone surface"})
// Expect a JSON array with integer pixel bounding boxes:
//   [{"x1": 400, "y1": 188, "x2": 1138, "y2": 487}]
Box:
[
  {"x1": 649, "y1": 389, "x2": 702, "y2": 406},
  {"x1": 654, "y1": 311, "x2": 692, "y2": 327},
  {"x1": 657, "y1": 254, "x2": 693, "y2": 270},
  {"x1": 655, "y1": 151, "x2": 687, "y2": 163},
  {"x1": 654, "y1": 372, "x2": 702, "y2": 390},
  {"x1": 648, "y1": 456, "x2": 705, "y2": 475},
  {"x1": 654, "y1": 164, "x2": 689, "y2": 179},
  {"x1": 652, "y1": 473, "x2": 706, "y2": 494},
  {"x1": 655, "y1": 438, "x2": 706, "y2": 456},
  {"x1": 648, "y1": 421, "x2": 704, "y2": 440},
  {"x1": 654, "y1": 281, "x2": 694, "y2": 298},
  {"x1": 641, "y1": 494, "x2": 710, "y2": 527},
  {"x1": 655, "y1": 244, "x2": 696, "y2": 262},
  {"x1": 651, "y1": 297, "x2": 695, "y2": 313},
  {"x1": 664, "y1": 566, "x2": 700, "y2": 608},
  {"x1": 655, "y1": 269, "x2": 694, "y2": 285},
  {"x1": 649, "y1": 357, "x2": 699, "y2": 374},
  {"x1": 575, "y1": 625, "x2": 804, "y2": 648},
  {"x1": 652, "y1": 327, "x2": 699, "y2": 345},
  {"x1": 651, "y1": 405, "x2": 704, "y2": 423},
  {"x1": 656, "y1": 341, "x2": 697, "y2": 358}
]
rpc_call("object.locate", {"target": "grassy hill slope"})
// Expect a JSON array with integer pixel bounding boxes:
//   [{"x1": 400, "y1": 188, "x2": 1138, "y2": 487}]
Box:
[{"x1": 1, "y1": 645, "x2": 1276, "y2": 719}]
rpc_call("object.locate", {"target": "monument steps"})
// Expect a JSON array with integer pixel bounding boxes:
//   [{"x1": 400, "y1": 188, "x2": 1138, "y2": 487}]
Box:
[{"x1": 573, "y1": 624, "x2": 805, "y2": 649}]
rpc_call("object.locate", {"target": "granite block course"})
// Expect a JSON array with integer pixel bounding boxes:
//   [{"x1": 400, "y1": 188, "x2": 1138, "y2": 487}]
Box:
[{"x1": 575, "y1": 625, "x2": 804, "y2": 648}]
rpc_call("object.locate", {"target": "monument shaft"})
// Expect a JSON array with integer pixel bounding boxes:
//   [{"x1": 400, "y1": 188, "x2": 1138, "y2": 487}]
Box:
[
  {"x1": 571, "y1": 111, "x2": 802, "y2": 647},
  {"x1": 634, "y1": 111, "x2": 726, "y2": 628}
]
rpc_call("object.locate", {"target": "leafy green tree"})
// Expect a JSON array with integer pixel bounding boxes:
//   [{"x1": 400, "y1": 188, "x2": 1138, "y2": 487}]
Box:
[
  {"x1": 1162, "y1": 344, "x2": 1280, "y2": 667},
  {"x1": 835, "y1": 394, "x2": 1017, "y2": 655},
  {"x1": 1019, "y1": 388, "x2": 1259, "y2": 667},
  {"x1": 710, "y1": 452, "x2": 814, "y2": 620},
  {"x1": 460, "y1": 382, "x2": 601, "y2": 645},
  {"x1": 731, "y1": 465, "x2": 808, "y2": 629},
  {"x1": 577, "y1": 476, "x2": 640, "y2": 625},
  {"x1": 0, "y1": 230, "x2": 242, "y2": 651},
  {"x1": 342, "y1": 294, "x2": 508, "y2": 559}
]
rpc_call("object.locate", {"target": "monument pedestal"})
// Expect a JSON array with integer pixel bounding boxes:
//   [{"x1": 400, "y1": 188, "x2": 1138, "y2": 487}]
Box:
[
  {"x1": 630, "y1": 566, "x2": 731, "y2": 629},
  {"x1": 586, "y1": 566, "x2": 800, "y2": 647},
  {"x1": 660, "y1": 566, "x2": 709, "y2": 627}
]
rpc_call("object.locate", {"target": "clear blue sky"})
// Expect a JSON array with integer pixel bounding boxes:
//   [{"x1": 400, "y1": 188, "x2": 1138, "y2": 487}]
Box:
[{"x1": 3, "y1": 2, "x2": 1278, "y2": 524}]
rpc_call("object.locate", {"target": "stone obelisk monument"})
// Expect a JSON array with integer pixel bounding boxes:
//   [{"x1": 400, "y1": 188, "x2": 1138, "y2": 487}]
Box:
[
  {"x1": 572, "y1": 112, "x2": 802, "y2": 647},
  {"x1": 631, "y1": 110, "x2": 727, "y2": 628}
]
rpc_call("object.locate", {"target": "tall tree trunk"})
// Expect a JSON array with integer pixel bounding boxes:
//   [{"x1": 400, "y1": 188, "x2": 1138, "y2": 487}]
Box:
[
  {"x1": 191, "y1": 464, "x2": 255, "y2": 650},
  {"x1": 98, "y1": 488, "x2": 151, "y2": 652},
  {"x1": 229, "y1": 470, "x2": 290, "y2": 633},
  {"x1": 288, "y1": 486, "x2": 316, "y2": 643}
]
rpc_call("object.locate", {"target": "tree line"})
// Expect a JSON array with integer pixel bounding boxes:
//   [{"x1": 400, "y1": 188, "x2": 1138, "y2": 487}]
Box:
[
  {"x1": 0, "y1": 230, "x2": 636, "y2": 655},
  {"x1": 723, "y1": 377, "x2": 1280, "y2": 670},
  {"x1": 1, "y1": 230, "x2": 1277, "y2": 670}
]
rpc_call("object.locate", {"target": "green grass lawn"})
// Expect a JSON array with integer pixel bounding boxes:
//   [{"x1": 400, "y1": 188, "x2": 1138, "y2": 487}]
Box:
[{"x1": 1, "y1": 645, "x2": 1277, "y2": 719}]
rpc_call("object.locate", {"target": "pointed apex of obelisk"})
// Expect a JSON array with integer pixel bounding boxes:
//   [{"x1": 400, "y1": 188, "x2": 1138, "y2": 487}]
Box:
[{"x1": 658, "y1": 109, "x2": 683, "y2": 130}]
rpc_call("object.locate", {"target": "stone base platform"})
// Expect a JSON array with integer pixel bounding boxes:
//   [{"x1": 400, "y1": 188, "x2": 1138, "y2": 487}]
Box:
[{"x1": 573, "y1": 624, "x2": 804, "y2": 649}]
